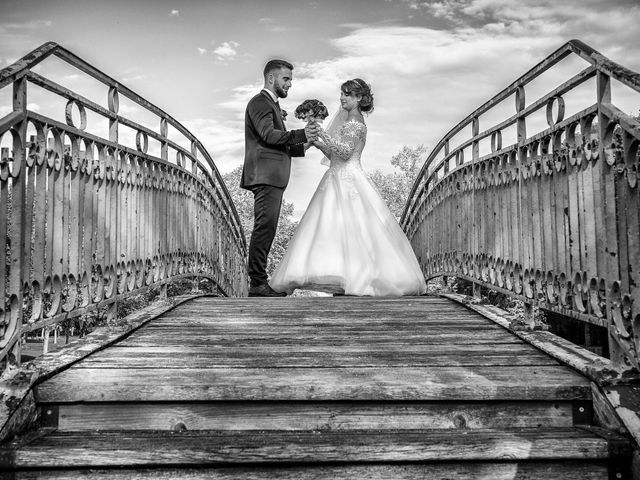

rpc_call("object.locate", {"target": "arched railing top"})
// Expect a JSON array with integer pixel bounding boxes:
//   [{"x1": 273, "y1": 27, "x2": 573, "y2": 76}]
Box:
[
  {"x1": 402, "y1": 38, "x2": 640, "y2": 373},
  {"x1": 0, "y1": 42, "x2": 248, "y2": 370},
  {"x1": 0, "y1": 41, "x2": 245, "y2": 244},
  {"x1": 402, "y1": 39, "x2": 640, "y2": 225}
]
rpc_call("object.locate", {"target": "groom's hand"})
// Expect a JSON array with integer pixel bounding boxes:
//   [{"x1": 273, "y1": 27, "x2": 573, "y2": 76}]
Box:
[{"x1": 304, "y1": 122, "x2": 320, "y2": 142}]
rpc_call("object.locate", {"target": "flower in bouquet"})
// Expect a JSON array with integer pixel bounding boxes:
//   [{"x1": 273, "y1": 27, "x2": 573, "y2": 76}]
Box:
[{"x1": 295, "y1": 99, "x2": 329, "y2": 123}]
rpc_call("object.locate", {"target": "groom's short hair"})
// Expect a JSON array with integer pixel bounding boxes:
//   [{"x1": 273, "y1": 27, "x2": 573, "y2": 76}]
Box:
[{"x1": 264, "y1": 59, "x2": 293, "y2": 77}]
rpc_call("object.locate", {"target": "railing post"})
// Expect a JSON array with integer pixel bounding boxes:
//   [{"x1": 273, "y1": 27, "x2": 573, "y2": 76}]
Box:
[
  {"x1": 595, "y1": 71, "x2": 624, "y2": 366},
  {"x1": 159, "y1": 283, "x2": 168, "y2": 300},
  {"x1": 6, "y1": 75, "x2": 28, "y2": 367},
  {"x1": 472, "y1": 282, "x2": 482, "y2": 300},
  {"x1": 160, "y1": 118, "x2": 168, "y2": 161},
  {"x1": 471, "y1": 117, "x2": 479, "y2": 280},
  {"x1": 522, "y1": 302, "x2": 536, "y2": 330},
  {"x1": 471, "y1": 117, "x2": 479, "y2": 161},
  {"x1": 108, "y1": 87, "x2": 120, "y2": 321},
  {"x1": 515, "y1": 86, "x2": 527, "y2": 296},
  {"x1": 108, "y1": 87, "x2": 119, "y2": 144},
  {"x1": 106, "y1": 302, "x2": 117, "y2": 324}
]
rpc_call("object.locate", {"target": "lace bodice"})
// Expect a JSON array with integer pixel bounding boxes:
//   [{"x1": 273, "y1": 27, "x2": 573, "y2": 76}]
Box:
[{"x1": 320, "y1": 119, "x2": 367, "y2": 168}]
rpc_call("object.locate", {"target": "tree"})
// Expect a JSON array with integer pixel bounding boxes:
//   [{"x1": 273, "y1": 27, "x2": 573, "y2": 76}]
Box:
[
  {"x1": 367, "y1": 144, "x2": 427, "y2": 219},
  {"x1": 221, "y1": 166, "x2": 298, "y2": 276}
]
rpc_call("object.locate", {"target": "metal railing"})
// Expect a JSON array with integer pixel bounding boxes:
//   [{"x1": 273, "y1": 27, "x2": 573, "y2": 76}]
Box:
[
  {"x1": 0, "y1": 42, "x2": 248, "y2": 369},
  {"x1": 401, "y1": 39, "x2": 640, "y2": 372}
]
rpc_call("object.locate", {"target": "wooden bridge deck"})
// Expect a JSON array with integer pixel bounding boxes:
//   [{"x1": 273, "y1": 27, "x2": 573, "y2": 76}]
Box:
[
  {"x1": 2, "y1": 296, "x2": 627, "y2": 478},
  {"x1": 37, "y1": 296, "x2": 587, "y2": 403}
]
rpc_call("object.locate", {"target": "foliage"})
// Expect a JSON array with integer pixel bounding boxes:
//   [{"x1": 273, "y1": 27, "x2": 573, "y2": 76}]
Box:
[
  {"x1": 367, "y1": 144, "x2": 427, "y2": 219},
  {"x1": 222, "y1": 166, "x2": 299, "y2": 276}
]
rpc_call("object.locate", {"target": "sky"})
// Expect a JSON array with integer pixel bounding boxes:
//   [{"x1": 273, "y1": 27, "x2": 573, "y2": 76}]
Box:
[{"x1": 1, "y1": 0, "x2": 639, "y2": 218}]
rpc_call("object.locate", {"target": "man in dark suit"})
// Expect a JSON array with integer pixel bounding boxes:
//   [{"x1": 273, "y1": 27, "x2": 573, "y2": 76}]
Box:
[{"x1": 241, "y1": 59, "x2": 319, "y2": 297}]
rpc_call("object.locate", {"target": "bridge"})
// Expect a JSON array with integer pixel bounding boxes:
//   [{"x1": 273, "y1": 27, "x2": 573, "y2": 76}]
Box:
[{"x1": 0, "y1": 40, "x2": 638, "y2": 478}]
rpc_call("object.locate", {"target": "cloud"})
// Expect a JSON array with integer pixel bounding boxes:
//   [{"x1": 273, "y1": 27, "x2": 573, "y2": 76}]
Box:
[
  {"x1": 213, "y1": 41, "x2": 240, "y2": 62},
  {"x1": 219, "y1": 0, "x2": 639, "y2": 212},
  {"x1": 184, "y1": 117, "x2": 244, "y2": 173},
  {"x1": 197, "y1": 47, "x2": 207, "y2": 55},
  {"x1": 169, "y1": 10, "x2": 180, "y2": 17},
  {"x1": 0, "y1": 19, "x2": 53, "y2": 48},
  {"x1": 0, "y1": 20, "x2": 52, "y2": 31},
  {"x1": 122, "y1": 74, "x2": 147, "y2": 83},
  {"x1": 117, "y1": 103, "x2": 141, "y2": 116},
  {"x1": 257, "y1": 17, "x2": 295, "y2": 33}
]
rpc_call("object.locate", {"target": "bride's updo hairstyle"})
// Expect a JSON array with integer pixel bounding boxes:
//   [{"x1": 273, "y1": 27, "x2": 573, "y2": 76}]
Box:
[{"x1": 341, "y1": 78, "x2": 374, "y2": 114}]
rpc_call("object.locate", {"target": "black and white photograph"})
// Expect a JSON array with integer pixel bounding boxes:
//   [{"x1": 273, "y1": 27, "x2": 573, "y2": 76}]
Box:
[{"x1": 0, "y1": 0, "x2": 639, "y2": 478}]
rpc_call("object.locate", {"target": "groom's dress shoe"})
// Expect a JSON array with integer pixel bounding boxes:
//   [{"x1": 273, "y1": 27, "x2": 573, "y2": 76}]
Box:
[{"x1": 248, "y1": 283, "x2": 287, "y2": 297}]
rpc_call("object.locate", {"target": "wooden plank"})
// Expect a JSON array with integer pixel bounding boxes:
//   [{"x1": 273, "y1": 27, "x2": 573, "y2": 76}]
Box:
[
  {"x1": 92, "y1": 343, "x2": 544, "y2": 355},
  {"x1": 137, "y1": 324, "x2": 505, "y2": 334},
  {"x1": 5, "y1": 461, "x2": 610, "y2": 480},
  {"x1": 146, "y1": 315, "x2": 499, "y2": 324},
  {"x1": 0, "y1": 295, "x2": 204, "y2": 442},
  {"x1": 1, "y1": 428, "x2": 610, "y2": 468},
  {"x1": 77, "y1": 350, "x2": 558, "y2": 368},
  {"x1": 54, "y1": 400, "x2": 574, "y2": 432},
  {"x1": 35, "y1": 366, "x2": 592, "y2": 402},
  {"x1": 443, "y1": 294, "x2": 615, "y2": 382},
  {"x1": 122, "y1": 330, "x2": 519, "y2": 340},
  {"x1": 156, "y1": 309, "x2": 490, "y2": 318},
  {"x1": 132, "y1": 318, "x2": 511, "y2": 330},
  {"x1": 187, "y1": 296, "x2": 454, "y2": 304},
  {"x1": 116, "y1": 334, "x2": 523, "y2": 347},
  {"x1": 167, "y1": 306, "x2": 472, "y2": 316}
]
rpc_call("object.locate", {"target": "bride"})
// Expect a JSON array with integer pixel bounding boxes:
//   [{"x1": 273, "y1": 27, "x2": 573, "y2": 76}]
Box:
[{"x1": 270, "y1": 78, "x2": 427, "y2": 296}]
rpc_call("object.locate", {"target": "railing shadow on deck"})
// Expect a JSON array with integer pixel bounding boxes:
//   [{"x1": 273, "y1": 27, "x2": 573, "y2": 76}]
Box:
[
  {"x1": 401, "y1": 39, "x2": 640, "y2": 375},
  {"x1": 0, "y1": 42, "x2": 248, "y2": 371}
]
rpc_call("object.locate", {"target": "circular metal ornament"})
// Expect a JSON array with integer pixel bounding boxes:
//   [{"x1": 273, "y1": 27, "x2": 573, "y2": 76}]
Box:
[
  {"x1": 65, "y1": 99, "x2": 87, "y2": 131},
  {"x1": 136, "y1": 130, "x2": 149, "y2": 153},
  {"x1": 491, "y1": 130, "x2": 502, "y2": 153},
  {"x1": 108, "y1": 87, "x2": 119, "y2": 114},
  {"x1": 546, "y1": 96, "x2": 565, "y2": 128}
]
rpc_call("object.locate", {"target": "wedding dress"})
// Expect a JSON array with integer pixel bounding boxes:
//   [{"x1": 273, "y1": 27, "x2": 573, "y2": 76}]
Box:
[{"x1": 270, "y1": 118, "x2": 427, "y2": 296}]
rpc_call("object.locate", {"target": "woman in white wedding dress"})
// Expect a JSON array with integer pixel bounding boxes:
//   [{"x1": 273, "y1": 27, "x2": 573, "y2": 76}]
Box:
[{"x1": 270, "y1": 79, "x2": 426, "y2": 296}]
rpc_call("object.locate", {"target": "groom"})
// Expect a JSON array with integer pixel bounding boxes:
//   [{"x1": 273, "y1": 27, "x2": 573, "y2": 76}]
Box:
[{"x1": 241, "y1": 59, "x2": 319, "y2": 297}]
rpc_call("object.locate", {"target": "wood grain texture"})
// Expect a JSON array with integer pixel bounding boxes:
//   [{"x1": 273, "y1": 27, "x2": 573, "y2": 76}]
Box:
[
  {"x1": 35, "y1": 365, "x2": 591, "y2": 402},
  {"x1": 34, "y1": 296, "x2": 591, "y2": 403},
  {"x1": 55, "y1": 400, "x2": 574, "y2": 432},
  {"x1": 9, "y1": 296, "x2": 616, "y2": 476},
  {"x1": 0, "y1": 295, "x2": 201, "y2": 442},
  {"x1": 1, "y1": 428, "x2": 610, "y2": 468},
  {"x1": 4, "y1": 461, "x2": 610, "y2": 480},
  {"x1": 77, "y1": 350, "x2": 558, "y2": 368}
]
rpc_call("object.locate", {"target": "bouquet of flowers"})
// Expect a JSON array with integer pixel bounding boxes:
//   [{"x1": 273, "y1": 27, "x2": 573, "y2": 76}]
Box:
[{"x1": 295, "y1": 99, "x2": 329, "y2": 123}]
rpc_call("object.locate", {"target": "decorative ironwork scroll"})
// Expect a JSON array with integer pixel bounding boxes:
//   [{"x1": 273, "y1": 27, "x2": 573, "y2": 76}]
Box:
[
  {"x1": 401, "y1": 40, "x2": 640, "y2": 372},
  {"x1": 0, "y1": 43, "x2": 248, "y2": 368}
]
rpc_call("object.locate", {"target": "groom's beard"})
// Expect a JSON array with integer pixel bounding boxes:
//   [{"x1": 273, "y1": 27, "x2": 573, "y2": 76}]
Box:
[{"x1": 275, "y1": 85, "x2": 288, "y2": 98}]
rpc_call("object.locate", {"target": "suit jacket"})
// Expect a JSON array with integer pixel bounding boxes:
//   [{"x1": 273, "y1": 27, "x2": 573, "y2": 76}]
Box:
[{"x1": 241, "y1": 90, "x2": 306, "y2": 190}]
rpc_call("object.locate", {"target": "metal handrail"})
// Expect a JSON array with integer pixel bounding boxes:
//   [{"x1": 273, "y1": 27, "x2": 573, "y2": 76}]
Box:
[
  {"x1": 0, "y1": 42, "x2": 249, "y2": 369},
  {"x1": 401, "y1": 39, "x2": 640, "y2": 372}
]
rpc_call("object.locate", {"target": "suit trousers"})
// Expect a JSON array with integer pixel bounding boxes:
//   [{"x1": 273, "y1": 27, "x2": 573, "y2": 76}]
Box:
[{"x1": 248, "y1": 185, "x2": 284, "y2": 287}]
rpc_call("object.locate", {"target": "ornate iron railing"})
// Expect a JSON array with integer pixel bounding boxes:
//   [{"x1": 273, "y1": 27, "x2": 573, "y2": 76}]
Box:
[
  {"x1": 402, "y1": 40, "x2": 640, "y2": 372},
  {"x1": 0, "y1": 42, "x2": 248, "y2": 368}
]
